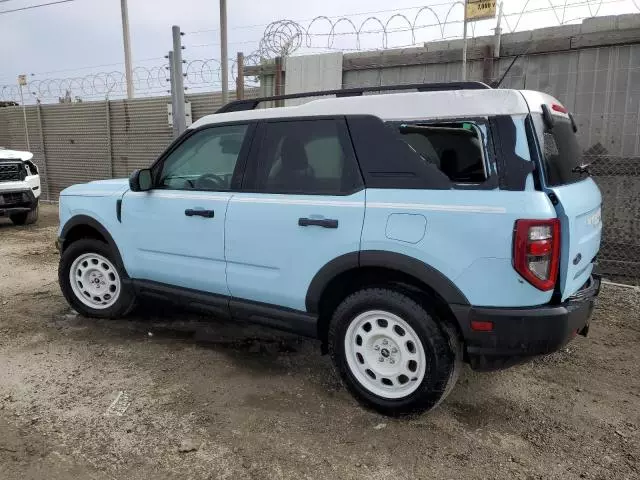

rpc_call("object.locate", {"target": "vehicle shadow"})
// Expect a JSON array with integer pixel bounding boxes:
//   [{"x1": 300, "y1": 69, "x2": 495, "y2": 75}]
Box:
[
  {"x1": 54, "y1": 298, "x2": 499, "y2": 412},
  {"x1": 60, "y1": 298, "x2": 326, "y2": 378},
  {"x1": 0, "y1": 217, "x2": 15, "y2": 229}
]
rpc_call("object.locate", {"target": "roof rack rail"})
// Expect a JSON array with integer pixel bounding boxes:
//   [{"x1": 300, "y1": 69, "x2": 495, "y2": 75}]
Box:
[{"x1": 215, "y1": 81, "x2": 491, "y2": 114}]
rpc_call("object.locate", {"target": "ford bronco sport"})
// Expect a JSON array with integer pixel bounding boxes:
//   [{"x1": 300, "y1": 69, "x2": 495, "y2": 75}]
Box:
[
  {"x1": 57, "y1": 82, "x2": 602, "y2": 415},
  {"x1": 0, "y1": 148, "x2": 40, "y2": 225}
]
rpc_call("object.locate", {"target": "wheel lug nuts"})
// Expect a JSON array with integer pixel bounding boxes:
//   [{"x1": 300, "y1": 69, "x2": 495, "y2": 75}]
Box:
[
  {"x1": 391, "y1": 348, "x2": 398, "y2": 353},
  {"x1": 389, "y1": 359, "x2": 395, "y2": 364},
  {"x1": 378, "y1": 357, "x2": 384, "y2": 362},
  {"x1": 382, "y1": 339, "x2": 388, "y2": 345},
  {"x1": 374, "y1": 345, "x2": 380, "y2": 351}
]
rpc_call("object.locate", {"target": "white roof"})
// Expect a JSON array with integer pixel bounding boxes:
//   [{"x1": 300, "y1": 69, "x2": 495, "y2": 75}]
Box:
[
  {"x1": 0, "y1": 148, "x2": 33, "y2": 161},
  {"x1": 191, "y1": 89, "x2": 565, "y2": 129},
  {"x1": 519, "y1": 90, "x2": 570, "y2": 118}
]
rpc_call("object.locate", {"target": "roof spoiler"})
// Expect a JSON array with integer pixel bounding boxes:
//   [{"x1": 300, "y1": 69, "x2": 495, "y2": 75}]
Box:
[{"x1": 216, "y1": 81, "x2": 491, "y2": 114}]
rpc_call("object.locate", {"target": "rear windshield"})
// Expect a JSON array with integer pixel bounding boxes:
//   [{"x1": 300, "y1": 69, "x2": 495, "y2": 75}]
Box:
[{"x1": 532, "y1": 114, "x2": 584, "y2": 187}]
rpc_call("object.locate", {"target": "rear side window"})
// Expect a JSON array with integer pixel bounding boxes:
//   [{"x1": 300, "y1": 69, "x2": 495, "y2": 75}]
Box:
[
  {"x1": 398, "y1": 122, "x2": 487, "y2": 183},
  {"x1": 532, "y1": 114, "x2": 584, "y2": 187},
  {"x1": 249, "y1": 119, "x2": 363, "y2": 195}
]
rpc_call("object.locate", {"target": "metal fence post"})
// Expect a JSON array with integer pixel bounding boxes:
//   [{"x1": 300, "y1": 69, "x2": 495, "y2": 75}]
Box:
[
  {"x1": 236, "y1": 51, "x2": 245, "y2": 100},
  {"x1": 36, "y1": 103, "x2": 51, "y2": 201},
  {"x1": 106, "y1": 99, "x2": 114, "y2": 178},
  {"x1": 168, "y1": 51, "x2": 179, "y2": 138},
  {"x1": 274, "y1": 56, "x2": 283, "y2": 107},
  {"x1": 172, "y1": 26, "x2": 186, "y2": 134}
]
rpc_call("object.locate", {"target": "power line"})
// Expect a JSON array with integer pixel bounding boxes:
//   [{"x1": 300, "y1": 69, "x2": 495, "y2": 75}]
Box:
[{"x1": 0, "y1": 0, "x2": 74, "y2": 15}]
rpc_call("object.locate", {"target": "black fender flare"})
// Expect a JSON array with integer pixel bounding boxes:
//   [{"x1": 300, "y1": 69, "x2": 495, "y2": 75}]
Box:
[
  {"x1": 305, "y1": 250, "x2": 470, "y2": 314},
  {"x1": 59, "y1": 215, "x2": 128, "y2": 277}
]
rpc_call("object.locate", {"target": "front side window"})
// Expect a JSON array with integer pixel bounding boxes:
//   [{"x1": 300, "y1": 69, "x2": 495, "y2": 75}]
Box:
[
  {"x1": 396, "y1": 121, "x2": 489, "y2": 184},
  {"x1": 250, "y1": 119, "x2": 362, "y2": 195},
  {"x1": 159, "y1": 124, "x2": 248, "y2": 191}
]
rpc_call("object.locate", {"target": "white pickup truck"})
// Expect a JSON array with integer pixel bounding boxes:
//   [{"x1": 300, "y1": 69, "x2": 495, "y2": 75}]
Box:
[{"x1": 0, "y1": 148, "x2": 40, "y2": 225}]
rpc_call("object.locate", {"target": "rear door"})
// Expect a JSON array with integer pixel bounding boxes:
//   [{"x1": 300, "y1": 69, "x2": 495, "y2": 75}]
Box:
[
  {"x1": 225, "y1": 117, "x2": 365, "y2": 312},
  {"x1": 527, "y1": 96, "x2": 602, "y2": 300}
]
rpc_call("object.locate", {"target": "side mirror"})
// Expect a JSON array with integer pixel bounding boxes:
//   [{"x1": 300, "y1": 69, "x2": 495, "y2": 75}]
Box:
[{"x1": 129, "y1": 168, "x2": 153, "y2": 192}]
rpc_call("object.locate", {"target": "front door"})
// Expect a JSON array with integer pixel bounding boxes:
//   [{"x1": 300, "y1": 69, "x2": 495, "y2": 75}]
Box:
[
  {"x1": 225, "y1": 117, "x2": 366, "y2": 311},
  {"x1": 121, "y1": 123, "x2": 253, "y2": 296}
]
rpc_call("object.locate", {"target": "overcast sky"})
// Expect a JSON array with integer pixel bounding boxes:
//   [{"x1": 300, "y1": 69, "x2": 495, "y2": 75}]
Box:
[{"x1": 1, "y1": 0, "x2": 637, "y2": 93}]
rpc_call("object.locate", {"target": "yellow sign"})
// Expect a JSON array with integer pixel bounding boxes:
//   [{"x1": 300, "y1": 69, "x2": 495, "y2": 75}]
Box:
[
  {"x1": 17, "y1": 74, "x2": 27, "y2": 86},
  {"x1": 466, "y1": 0, "x2": 497, "y2": 21}
]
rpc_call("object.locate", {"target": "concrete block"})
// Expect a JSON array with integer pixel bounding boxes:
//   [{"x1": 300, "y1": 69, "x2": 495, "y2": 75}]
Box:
[
  {"x1": 581, "y1": 16, "x2": 617, "y2": 34},
  {"x1": 622, "y1": 134, "x2": 638, "y2": 156},
  {"x1": 616, "y1": 13, "x2": 640, "y2": 31},
  {"x1": 623, "y1": 115, "x2": 638, "y2": 135},
  {"x1": 531, "y1": 24, "x2": 580, "y2": 40},
  {"x1": 447, "y1": 39, "x2": 465, "y2": 52},
  {"x1": 501, "y1": 30, "x2": 533, "y2": 45},
  {"x1": 630, "y1": 45, "x2": 640, "y2": 70},
  {"x1": 614, "y1": 91, "x2": 628, "y2": 114},
  {"x1": 574, "y1": 92, "x2": 594, "y2": 115},
  {"x1": 469, "y1": 35, "x2": 494, "y2": 48},
  {"x1": 424, "y1": 39, "x2": 451, "y2": 52},
  {"x1": 578, "y1": 48, "x2": 598, "y2": 73}
]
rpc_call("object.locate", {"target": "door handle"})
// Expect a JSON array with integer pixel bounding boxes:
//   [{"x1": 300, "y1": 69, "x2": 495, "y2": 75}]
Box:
[
  {"x1": 185, "y1": 209, "x2": 215, "y2": 218},
  {"x1": 298, "y1": 217, "x2": 338, "y2": 229}
]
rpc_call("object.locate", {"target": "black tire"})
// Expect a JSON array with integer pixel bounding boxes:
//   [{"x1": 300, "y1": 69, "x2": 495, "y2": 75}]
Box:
[
  {"x1": 59, "y1": 238, "x2": 136, "y2": 319},
  {"x1": 10, "y1": 204, "x2": 38, "y2": 225},
  {"x1": 328, "y1": 288, "x2": 461, "y2": 416}
]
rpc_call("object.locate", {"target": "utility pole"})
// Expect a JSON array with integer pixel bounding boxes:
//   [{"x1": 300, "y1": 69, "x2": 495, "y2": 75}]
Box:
[
  {"x1": 120, "y1": 0, "x2": 134, "y2": 99},
  {"x1": 220, "y1": 0, "x2": 229, "y2": 105},
  {"x1": 172, "y1": 26, "x2": 187, "y2": 135}
]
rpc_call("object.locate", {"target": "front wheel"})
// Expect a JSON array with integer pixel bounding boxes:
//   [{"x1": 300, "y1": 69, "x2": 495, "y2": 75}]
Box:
[
  {"x1": 59, "y1": 239, "x2": 136, "y2": 318},
  {"x1": 329, "y1": 288, "x2": 461, "y2": 416},
  {"x1": 10, "y1": 204, "x2": 38, "y2": 225}
]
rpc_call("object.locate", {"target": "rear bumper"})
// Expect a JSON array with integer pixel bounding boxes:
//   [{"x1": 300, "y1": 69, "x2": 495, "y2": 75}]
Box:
[
  {"x1": 0, "y1": 188, "x2": 38, "y2": 216},
  {"x1": 454, "y1": 275, "x2": 601, "y2": 371}
]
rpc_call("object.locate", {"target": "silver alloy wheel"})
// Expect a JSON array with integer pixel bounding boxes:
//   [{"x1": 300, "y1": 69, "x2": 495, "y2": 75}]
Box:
[
  {"x1": 69, "y1": 253, "x2": 121, "y2": 309},
  {"x1": 344, "y1": 310, "x2": 427, "y2": 399}
]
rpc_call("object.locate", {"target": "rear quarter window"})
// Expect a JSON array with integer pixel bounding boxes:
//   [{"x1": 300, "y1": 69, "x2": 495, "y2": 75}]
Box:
[{"x1": 395, "y1": 121, "x2": 490, "y2": 184}]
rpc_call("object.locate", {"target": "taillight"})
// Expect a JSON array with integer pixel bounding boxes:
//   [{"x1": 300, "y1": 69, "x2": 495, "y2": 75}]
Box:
[{"x1": 513, "y1": 219, "x2": 560, "y2": 291}]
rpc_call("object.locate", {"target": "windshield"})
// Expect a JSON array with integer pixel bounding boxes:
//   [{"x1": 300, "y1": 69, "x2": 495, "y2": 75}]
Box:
[{"x1": 532, "y1": 114, "x2": 584, "y2": 187}]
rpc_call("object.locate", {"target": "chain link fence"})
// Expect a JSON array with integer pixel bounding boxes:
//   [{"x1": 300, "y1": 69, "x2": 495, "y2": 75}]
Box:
[{"x1": 588, "y1": 155, "x2": 640, "y2": 285}]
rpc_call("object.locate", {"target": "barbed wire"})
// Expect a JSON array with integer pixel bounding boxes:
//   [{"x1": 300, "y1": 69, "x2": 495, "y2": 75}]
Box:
[
  {"x1": 2, "y1": 0, "x2": 637, "y2": 103},
  {"x1": 251, "y1": 0, "x2": 629, "y2": 54}
]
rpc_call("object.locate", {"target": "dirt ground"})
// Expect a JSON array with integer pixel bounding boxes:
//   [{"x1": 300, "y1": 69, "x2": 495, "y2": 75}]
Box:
[{"x1": 0, "y1": 204, "x2": 638, "y2": 480}]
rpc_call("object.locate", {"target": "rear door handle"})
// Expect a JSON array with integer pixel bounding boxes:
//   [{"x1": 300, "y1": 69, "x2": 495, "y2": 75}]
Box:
[
  {"x1": 185, "y1": 209, "x2": 215, "y2": 218},
  {"x1": 298, "y1": 217, "x2": 338, "y2": 229}
]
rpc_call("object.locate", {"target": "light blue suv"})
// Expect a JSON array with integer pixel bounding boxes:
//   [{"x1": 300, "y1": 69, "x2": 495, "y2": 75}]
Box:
[{"x1": 57, "y1": 82, "x2": 602, "y2": 415}]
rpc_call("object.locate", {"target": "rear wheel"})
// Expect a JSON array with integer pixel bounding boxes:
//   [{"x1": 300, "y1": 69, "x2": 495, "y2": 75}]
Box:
[
  {"x1": 10, "y1": 204, "x2": 38, "y2": 225},
  {"x1": 329, "y1": 288, "x2": 461, "y2": 416},
  {"x1": 59, "y1": 238, "x2": 136, "y2": 318}
]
